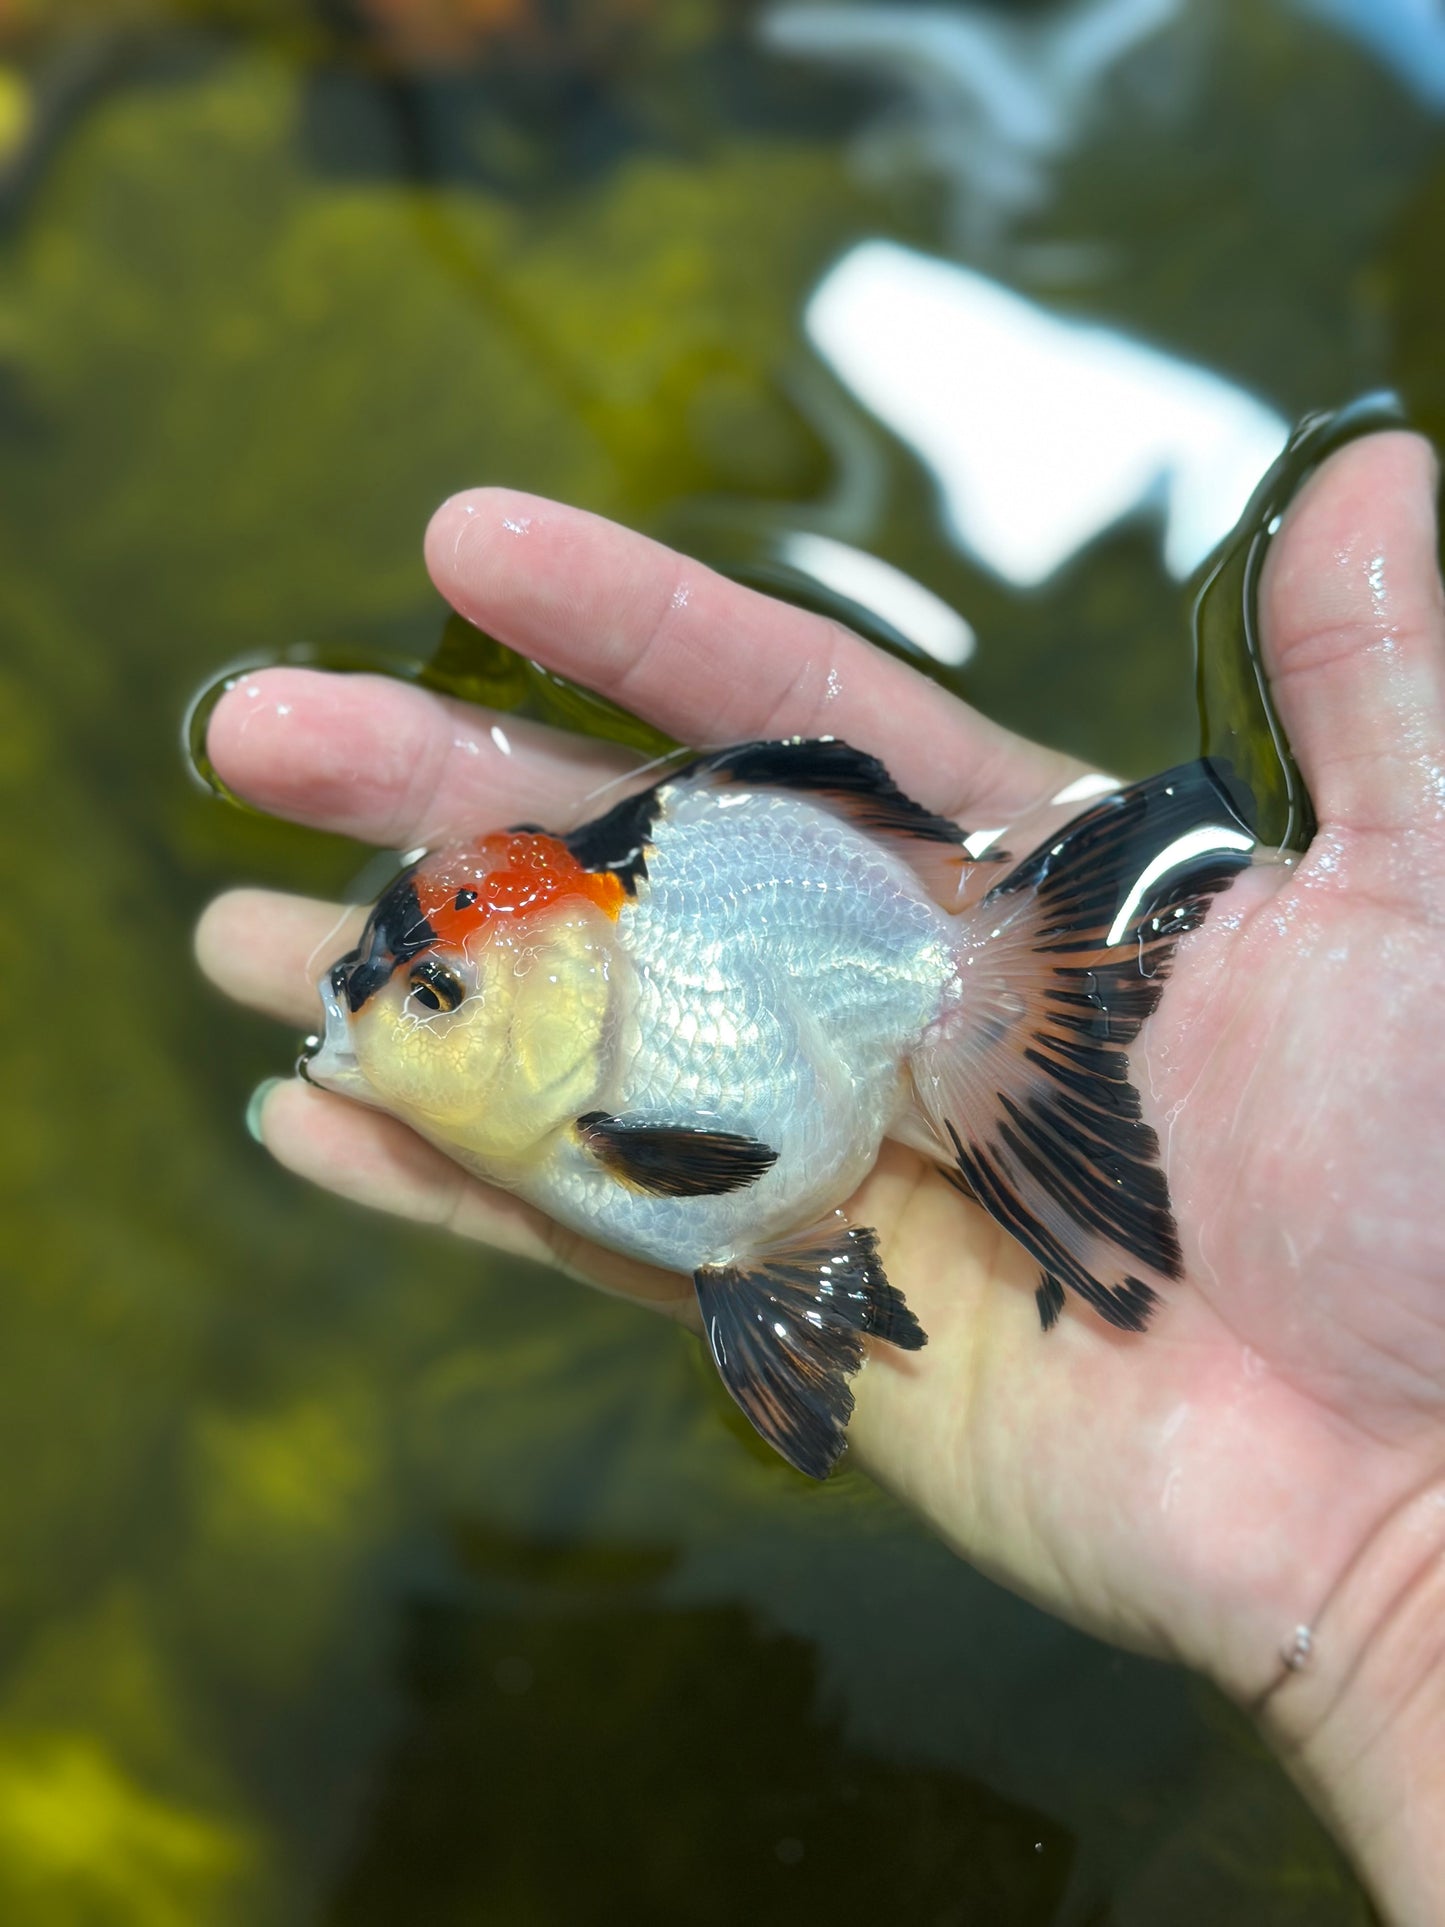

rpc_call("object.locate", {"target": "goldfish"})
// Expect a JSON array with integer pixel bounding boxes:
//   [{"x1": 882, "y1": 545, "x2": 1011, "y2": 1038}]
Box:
[{"x1": 303, "y1": 739, "x2": 1256, "y2": 1478}]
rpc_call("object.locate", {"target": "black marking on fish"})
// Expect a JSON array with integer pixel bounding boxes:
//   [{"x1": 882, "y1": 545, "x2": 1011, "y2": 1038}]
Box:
[
  {"x1": 940, "y1": 1164, "x2": 977, "y2": 1203},
  {"x1": 562, "y1": 786, "x2": 662, "y2": 896},
  {"x1": 694, "y1": 1222, "x2": 926, "y2": 1480},
  {"x1": 1036, "y1": 1274, "x2": 1066, "y2": 1331},
  {"x1": 577, "y1": 1112, "x2": 778, "y2": 1197},
  {"x1": 334, "y1": 871, "x2": 438, "y2": 1012},
  {"x1": 453, "y1": 887, "x2": 478, "y2": 912},
  {"x1": 922, "y1": 760, "x2": 1256, "y2": 1333},
  {"x1": 951, "y1": 1119, "x2": 1161, "y2": 1333}
]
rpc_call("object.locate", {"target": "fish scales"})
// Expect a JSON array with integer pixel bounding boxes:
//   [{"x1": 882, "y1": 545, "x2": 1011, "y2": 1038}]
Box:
[{"x1": 551, "y1": 786, "x2": 954, "y2": 1271}]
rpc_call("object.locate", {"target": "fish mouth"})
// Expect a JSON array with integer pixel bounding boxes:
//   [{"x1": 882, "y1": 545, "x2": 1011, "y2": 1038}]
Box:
[{"x1": 298, "y1": 968, "x2": 366, "y2": 1095}]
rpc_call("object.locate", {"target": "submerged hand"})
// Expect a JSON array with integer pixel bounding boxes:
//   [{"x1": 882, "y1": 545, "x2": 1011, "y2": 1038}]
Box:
[{"x1": 198, "y1": 433, "x2": 1445, "y2": 1922}]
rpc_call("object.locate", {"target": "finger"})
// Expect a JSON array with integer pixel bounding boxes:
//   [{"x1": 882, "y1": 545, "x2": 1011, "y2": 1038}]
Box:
[
  {"x1": 1261, "y1": 431, "x2": 1445, "y2": 844},
  {"x1": 206, "y1": 668, "x2": 636, "y2": 847},
  {"x1": 196, "y1": 890, "x2": 359, "y2": 1027},
  {"x1": 424, "y1": 490, "x2": 1081, "y2": 822},
  {"x1": 251, "y1": 1078, "x2": 695, "y2": 1315}
]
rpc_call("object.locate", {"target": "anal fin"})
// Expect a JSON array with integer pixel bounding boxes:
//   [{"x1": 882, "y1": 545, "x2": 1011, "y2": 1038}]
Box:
[{"x1": 694, "y1": 1217, "x2": 926, "y2": 1480}]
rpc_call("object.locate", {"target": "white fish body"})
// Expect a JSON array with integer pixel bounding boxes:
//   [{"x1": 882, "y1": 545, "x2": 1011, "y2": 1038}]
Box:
[{"x1": 538, "y1": 780, "x2": 955, "y2": 1273}]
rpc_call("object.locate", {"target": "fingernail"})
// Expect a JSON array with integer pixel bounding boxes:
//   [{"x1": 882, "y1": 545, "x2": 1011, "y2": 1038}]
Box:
[{"x1": 245, "y1": 1077, "x2": 284, "y2": 1144}]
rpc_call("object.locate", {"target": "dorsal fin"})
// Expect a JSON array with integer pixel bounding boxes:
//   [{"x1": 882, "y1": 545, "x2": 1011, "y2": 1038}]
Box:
[
  {"x1": 693, "y1": 739, "x2": 963, "y2": 842},
  {"x1": 563, "y1": 738, "x2": 995, "y2": 906}
]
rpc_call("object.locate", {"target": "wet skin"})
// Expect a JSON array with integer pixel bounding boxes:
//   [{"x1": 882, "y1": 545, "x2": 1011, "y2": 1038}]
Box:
[{"x1": 198, "y1": 433, "x2": 1445, "y2": 1922}]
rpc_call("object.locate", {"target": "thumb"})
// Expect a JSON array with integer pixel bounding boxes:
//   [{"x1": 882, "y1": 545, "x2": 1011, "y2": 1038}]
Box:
[{"x1": 1261, "y1": 431, "x2": 1445, "y2": 848}]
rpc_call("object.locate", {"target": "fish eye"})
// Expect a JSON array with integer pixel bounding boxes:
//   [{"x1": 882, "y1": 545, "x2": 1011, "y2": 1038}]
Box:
[{"x1": 407, "y1": 958, "x2": 464, "y2": 1014}]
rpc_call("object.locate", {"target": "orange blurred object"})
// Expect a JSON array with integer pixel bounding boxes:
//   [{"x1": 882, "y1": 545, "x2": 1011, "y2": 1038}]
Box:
[{"x1": 354, "y1": 0, "x2": 656, "y2": 66}]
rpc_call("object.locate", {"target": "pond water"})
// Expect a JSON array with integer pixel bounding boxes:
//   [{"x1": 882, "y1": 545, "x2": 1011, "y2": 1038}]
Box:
[{"x1": 4, "y1": 2, "x2": 1442, "y2": 1921}]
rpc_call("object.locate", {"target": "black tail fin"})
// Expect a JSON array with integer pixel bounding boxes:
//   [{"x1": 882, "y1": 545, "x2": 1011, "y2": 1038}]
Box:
[{"x1": 912, "y1": 761, "x2": 1256, "y2": 1332}]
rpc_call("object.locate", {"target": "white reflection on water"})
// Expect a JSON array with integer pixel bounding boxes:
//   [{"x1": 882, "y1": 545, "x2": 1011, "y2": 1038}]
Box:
[
  {"x1": 765, "y1": 0, "x2": 1443, "y2": 262},
  {"x1": 763, "y1": 0, "x2": 1187, "y2": 246},
  {"x1": 778, "y1": 531, "x2": 976, "y2": 665},
  {"x1": 805, "y1": 239, "x2": 1287, "y2": 588}
]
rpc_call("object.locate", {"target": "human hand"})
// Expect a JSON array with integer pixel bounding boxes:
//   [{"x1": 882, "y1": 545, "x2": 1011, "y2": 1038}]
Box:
[{"x1": 198, "y1": 432, "x2": 1445, "y2": 1922}]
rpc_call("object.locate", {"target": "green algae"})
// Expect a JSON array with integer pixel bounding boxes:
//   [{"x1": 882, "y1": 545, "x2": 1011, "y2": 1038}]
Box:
[{"x1": 0, "y1": 7, "x2": 1433, "y2": 1923}]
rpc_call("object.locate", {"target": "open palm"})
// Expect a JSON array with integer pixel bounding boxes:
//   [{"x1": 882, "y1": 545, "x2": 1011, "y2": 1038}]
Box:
[{"x1": 199, "y1": 434, "x2": 1445, "y2": 1798}]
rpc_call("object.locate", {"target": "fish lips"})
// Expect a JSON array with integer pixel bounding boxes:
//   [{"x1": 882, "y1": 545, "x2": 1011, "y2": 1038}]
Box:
[
  {"x1": 299, "y1": 871, "x2": 437, "y2": 1097},
  {"x1": 298, "y1": 967, "x2": 368, "y2": 1098}
]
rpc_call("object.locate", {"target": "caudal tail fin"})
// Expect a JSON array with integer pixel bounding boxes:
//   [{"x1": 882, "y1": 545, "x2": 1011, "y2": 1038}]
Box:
[{"x1": 911, "y1": 760, "x2": 1257, "y2": 1333}]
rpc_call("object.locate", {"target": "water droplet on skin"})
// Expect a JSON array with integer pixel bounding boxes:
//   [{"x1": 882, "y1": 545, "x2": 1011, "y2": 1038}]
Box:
[
  {"x1": 490, "y1": 723, "x2": 512, "y2": 756},
  {"x1": 1160, "y1": 1401, "x2": 1189, "y2": 1445},
  {"x1": 670, "y1": 581, "x2": 690, "y2": 610},
  {"x1": 1282, "y1": 1625, "x2": 1313, "y2": 1672},
  {"x1": 449, "y1": 501, "x2": 481, "y2": 555},
  {"x1": 502, "y1": 515, "x2": 532, "y2": 536},
  {"x1": 235, "y1": 684, "x2": 296, "y2": 739}
]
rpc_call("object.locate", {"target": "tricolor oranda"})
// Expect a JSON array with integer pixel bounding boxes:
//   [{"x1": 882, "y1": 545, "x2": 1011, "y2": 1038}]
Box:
[{"x1": 301, "y1": 738, "x2": 1256, "y2": 1478}]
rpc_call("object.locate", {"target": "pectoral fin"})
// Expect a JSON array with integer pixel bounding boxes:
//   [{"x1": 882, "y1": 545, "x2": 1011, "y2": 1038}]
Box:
[
  {"x1": 694, "y1": 1217, "x2": 926, "y2": 1480},
  {"x1": 577, "y1": 1112, "x2": 778, "y2": 1197}
]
